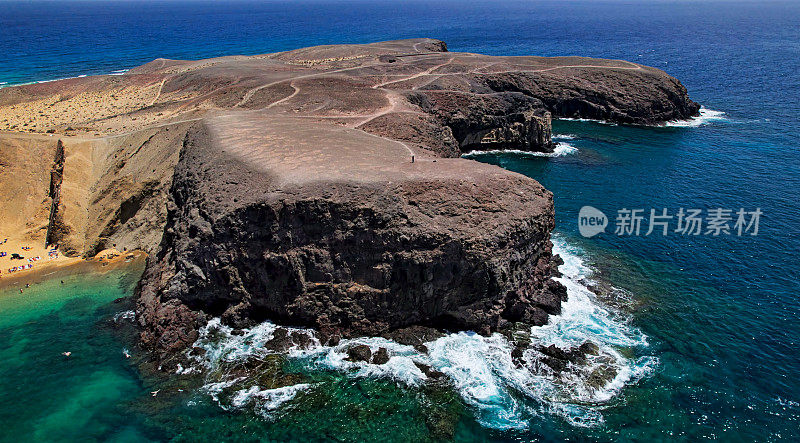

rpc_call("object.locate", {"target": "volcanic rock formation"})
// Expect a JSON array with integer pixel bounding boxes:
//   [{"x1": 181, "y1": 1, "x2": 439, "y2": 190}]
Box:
[{"x1": 0, "y1": 39, "x2": 699, "y2": 362}]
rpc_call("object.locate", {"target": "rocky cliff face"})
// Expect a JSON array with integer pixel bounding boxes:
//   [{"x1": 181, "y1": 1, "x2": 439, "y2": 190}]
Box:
[
  {"x1": 408, "y1": 90, "x2": 555, "y2": 153},
  {"x1": 479, "y1": 67, "x2": 700, "y2": 124},
  {"x1": 136, "y1": 119, "x2": 565, "y2": 362}
]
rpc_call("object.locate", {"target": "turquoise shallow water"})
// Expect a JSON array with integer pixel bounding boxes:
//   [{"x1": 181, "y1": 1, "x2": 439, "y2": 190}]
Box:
[
  {"x1": 0, "y1": 268, "x2": 144, "y2": 440},
  {"x1": 1, "y1": 0, "x2": 799, "y2": 441}
]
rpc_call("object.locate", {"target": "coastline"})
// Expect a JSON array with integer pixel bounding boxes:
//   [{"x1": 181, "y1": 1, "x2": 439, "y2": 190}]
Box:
[
  {"x1": 0, "y1": 38, "x2": 701, "y2": 365},
  {"x1": 0, "y1": 69, "x2": 129, "y2": 90},
  {"x1": 0, "y1": 249, "x2": 147, "y2": 292}
]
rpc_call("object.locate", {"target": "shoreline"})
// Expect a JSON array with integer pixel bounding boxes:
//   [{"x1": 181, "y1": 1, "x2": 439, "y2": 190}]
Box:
[
  {"x1": 0, "y1": 249, "x2": 147, "y2": 292},
  {"x1": 0, "y1": 69, "x2": 129, "y2": 90}
]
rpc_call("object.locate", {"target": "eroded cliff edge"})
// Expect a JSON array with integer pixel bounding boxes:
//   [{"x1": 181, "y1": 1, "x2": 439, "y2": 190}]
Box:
[
  {"x1": 0, "y1": 39, "x2": 700, "y2": 364},
  {"x1": 136, "y1": 117, "x2": 566, "y2": 361}
]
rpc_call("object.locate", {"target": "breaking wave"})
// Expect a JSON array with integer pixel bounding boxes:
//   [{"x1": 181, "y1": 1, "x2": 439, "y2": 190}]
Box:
[
  {"x1": 553, "y1": 142, "x2": 579, "y2": 156},
  {"x1": 0, "y1": 69, "x2": 129, "y2": 89},
  {"x1": 113, "y1": 309, "x2": 135, "y2": 323},
  {"x1": 203, "y1": 378, "x2": 311, "y2": 419},
  {"x1": 462, "y1": 142, "x2": 578, "y2": 158},
  {"x1": 185, "y1": 236, "x2": 655, "y2": 429},
  {"x1": 664, "y1": 107, "x2": 727, "y2": 127},
  {"x1": 558, "y1": 108, "x2": 727, "y2": 128},
  {"x1": 558, "y1": 117, "x2": 617, "y2": 125}
]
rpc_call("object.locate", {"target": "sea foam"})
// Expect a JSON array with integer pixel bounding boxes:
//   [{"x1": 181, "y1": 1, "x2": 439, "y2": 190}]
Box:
[
  {"x1": 462, "y1": 141, "x2": 578, "y2": 158},
  {"x1": 0, "y1": 69, "x2": 129, "y2": 90},
  {"x1": 557, "y1": 107, "x2": 727, "y2": 128},
  {"x1": 664, "y1": 107, "x2": 727, "y2": 127},
  {"x1": 187, "y1": 236, "x2": 654, "y2": 430},
  {"x1": 231, "y1": 384, "x2": 311, "y2": 419},
  {"x1": 113, "y1": 310, "x2": 135, "y2": 323}
]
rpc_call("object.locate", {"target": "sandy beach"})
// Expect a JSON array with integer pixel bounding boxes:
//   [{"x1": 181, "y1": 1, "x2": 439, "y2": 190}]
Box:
[
  {"x1": 0, "y1": 236, "x2": 78, "y2": 284},
  {"x1": 0, "y1": 245, "x2": 146, "y2": 291}
]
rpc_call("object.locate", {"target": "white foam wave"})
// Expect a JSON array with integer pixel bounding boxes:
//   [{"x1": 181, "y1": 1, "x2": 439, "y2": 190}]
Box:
[
  {"x1": 307, "y1": 337, "x2": 427, "y2": 386},
  {"x1": 558, "y1": 108, "x2": 727, "y2": 128},
  {"x1": 553, "y1": 142, "x2": 579, "y2": 156},
  {"x1": 462, "y1": 142, "x2": 578, "y2": 158},
  {"x1": 539, "y1": 239, "x2": 648, "y2": 349},
  {"x1": 191, "y1": 318, "x2": 320, "y2": 370},
  {"x1": 230, "y1": 384, "x2": 311, "y2": 419},
  {"x1": 664, "y1": 107, "x2": 727, "y2": 127},
  {"x1": 552, "y1": 134, "x2": 577, "y2": 140},
  {"x1": 427, "y1": 332, "x2": 536, "y2": 429},
  {"x1": 113, "y1": 309, "x2": 135, "y2": 323},
  {"x1": 0, "y1": 69, "x2": 129, "y2": 89},
  {"x1": 558, "y1": 117, "x2": 617, "y2": 126},
  {"x1": 202, "y1": 376, "x2": 247, "y2": 406},
  {"x1": 416, "y1": 237, "x2": 655, "y2": 428},
  {"x1": 187, "y1": 237, "x2": 654, "y2": 430}
]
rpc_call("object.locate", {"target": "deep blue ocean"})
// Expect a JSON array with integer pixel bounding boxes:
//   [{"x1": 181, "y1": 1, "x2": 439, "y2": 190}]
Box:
[{"x1": 1, "y1": 1, "x2": 799, "y2": 441}]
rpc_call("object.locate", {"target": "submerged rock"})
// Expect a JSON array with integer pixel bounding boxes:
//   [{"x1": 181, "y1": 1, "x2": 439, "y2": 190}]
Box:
[
  {"x1": 420, "y1": 384, "x2": 465, "y2": 441},
  {"x1": 211, "y1": 354, "x2": 307, "y2": 393},
  {"x1": 537, "y1": 344, "x2": 588, "y2": 372},
  {"x1": 532, "y1": 341, "x2": 611, "y2": 378},
  {"x1": 587, "y1": 364, "x2": 619, "y2": 389},
  {"x1": 414, "y1": 362, "x2": 446, "y2": 381}
]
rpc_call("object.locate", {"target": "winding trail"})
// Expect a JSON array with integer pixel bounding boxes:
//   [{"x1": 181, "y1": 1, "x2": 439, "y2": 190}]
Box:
[
  {"x1": 351, "y1": 93, "x2": 423, "y2": 129},
  {"x1": 265, "y1": 82, "x2": 300, "y2": 109},
  {"x1": 100, "y1": 53, "x2": 645, "y2": 162},
  {"x1": 373, "y1": 57, "x2": 454, "y2": 88},
  {"x1": 474, "y1": 61, "x2": 643, "y2": 75},
  {"x1": 357, "y1": 122, "x2": 417, "y2": 158},
  {"x1": 235, "y1": 64, "x2": 378, "y2": 109},
  {"x1": 149, "y1": 78, "x2": 167, "y2": 106}
]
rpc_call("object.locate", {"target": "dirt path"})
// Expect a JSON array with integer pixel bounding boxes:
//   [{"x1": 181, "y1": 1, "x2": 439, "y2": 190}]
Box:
[
  {"x1": 356, "y1": 125, "x2": 417, "y2": 159},
  {"x1": 373, "y1": 57, "x2": 454, "y2": 88},
  {"x1": 149, "y1": 78, "x2": 167, "y2": 106},
  {"x1": 265, "y1": 82, "x2": 300, "y2": 109},
  {"x1": 236, "y1": 64, "x2": 381, "y2": 109},
  {"x1": 351, "y1": 92, "x2": 423, "y2": 129},
  {"x1": 475, "y1": 61, "x2": 643, "y2": 75}
]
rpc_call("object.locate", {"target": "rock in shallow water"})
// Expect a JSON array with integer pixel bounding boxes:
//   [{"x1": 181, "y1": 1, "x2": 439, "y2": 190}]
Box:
[
  {"x1": 372, "y1": 347, "x2": 390, "y2": 365},
  {"x1": 345, "y1": 345, "x2": 373, "y2": 363}
]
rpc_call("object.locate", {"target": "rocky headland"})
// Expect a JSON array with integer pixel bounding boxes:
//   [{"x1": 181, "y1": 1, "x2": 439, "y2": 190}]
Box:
[{"x1": 0, "y1": 39, "x2": 699, "y2": 364}]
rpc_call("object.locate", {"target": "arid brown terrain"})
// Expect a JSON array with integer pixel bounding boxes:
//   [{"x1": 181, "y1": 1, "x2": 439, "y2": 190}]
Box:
[{"x1": 0, "y1": 39, "x2": 698, "y2": 362}]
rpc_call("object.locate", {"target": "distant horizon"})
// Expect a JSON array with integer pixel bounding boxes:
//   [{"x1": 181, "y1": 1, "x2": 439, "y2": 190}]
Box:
[{"x1": 1, "y1": 0, "x2": 797, "y2": 3}]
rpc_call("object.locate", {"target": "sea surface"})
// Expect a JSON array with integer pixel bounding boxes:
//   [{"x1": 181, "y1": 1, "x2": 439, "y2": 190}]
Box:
[{"x1": 1, "y1": 0, "x2": 799, "y2": 441}]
